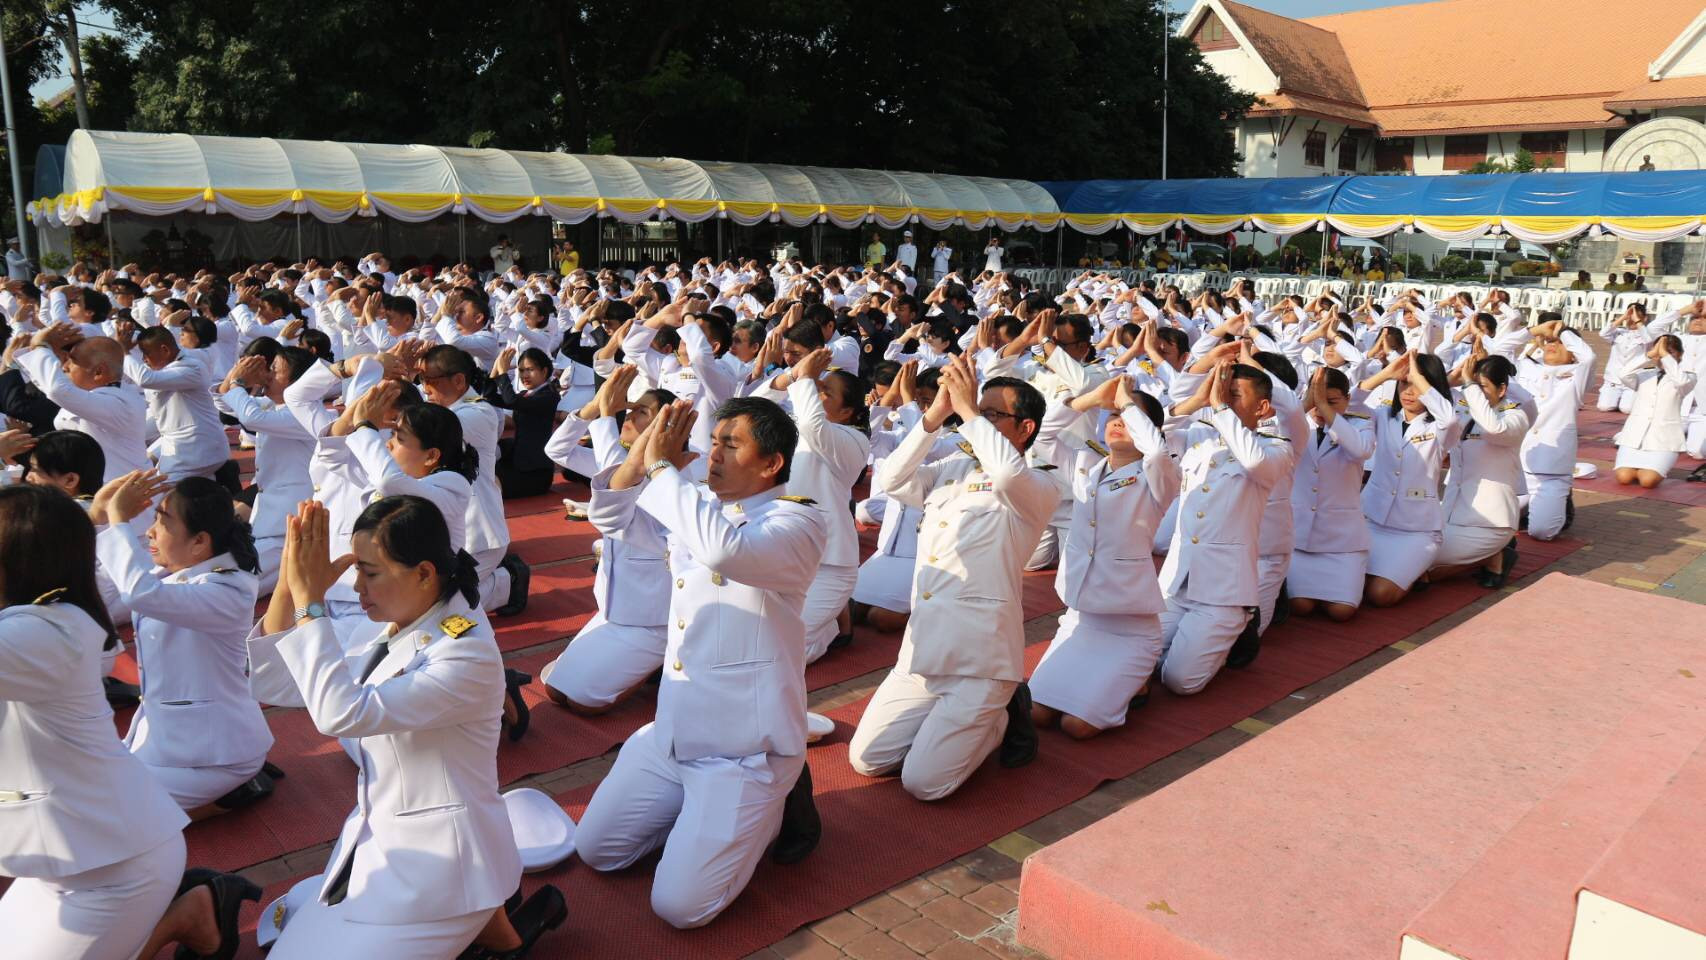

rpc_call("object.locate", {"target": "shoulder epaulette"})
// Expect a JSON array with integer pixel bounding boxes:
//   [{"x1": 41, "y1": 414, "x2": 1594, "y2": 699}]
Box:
[
  {"x1": 1343, "y1": 412, "x2": 1369, "y2": 420},
  {"x1": 211, "y1": 567, "x2": 236, "y2": 574},
  {"x1": 1257, "y1": 432, "x2": 1287, "y2": 441},
  {"x1": 440, "y1": 614, "x2": 476, "y2": 638},
  {"x1": 1499, "y1": 401, "x2": 1519, "y2": 411},
  {"x1": 778, "y1": 495, "x2": 818, "y2": 505},
  {"x1": 956, "y1": 440, "x2": 977, "y2": 458},
  {"x1": 1035, "y1": 463, "x2": 1058, "y2": 471},
  {"x1": 1084, "y1": 438, "x2": 1110, "y2": 457}
]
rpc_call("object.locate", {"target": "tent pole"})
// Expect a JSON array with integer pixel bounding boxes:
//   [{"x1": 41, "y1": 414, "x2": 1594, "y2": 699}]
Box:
[
  {"x1": 717, "y1": 218, "x2": 724, "y2": 263},
  {"x1": 105, "y1": 214, "x2": 114, "y2": 267},
  {"x1": 295, "y1": 214, "x2": 302, "y2": 262},
  {"x1": 458, "y1": 214, "x2": 466, "y2": 265}
]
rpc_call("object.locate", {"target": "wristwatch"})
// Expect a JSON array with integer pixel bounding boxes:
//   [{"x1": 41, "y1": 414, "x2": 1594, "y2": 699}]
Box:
[
  {"x1": 645, "y1": 458, "x2": 674, "y2": 480},
  {"x1": 294, "y1": 601, "x2": 327, "y2": 622}
]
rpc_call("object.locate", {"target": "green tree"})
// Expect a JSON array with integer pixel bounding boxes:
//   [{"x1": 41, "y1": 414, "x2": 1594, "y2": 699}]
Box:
[{"x1": 1, "y1": 2, "x2": 68, "y2": 241}]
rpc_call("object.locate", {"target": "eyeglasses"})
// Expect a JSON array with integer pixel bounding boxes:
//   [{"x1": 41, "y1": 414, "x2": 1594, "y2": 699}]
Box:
[{"x1": 978, "y1": 408, "x2": 1020, "y2": 422}]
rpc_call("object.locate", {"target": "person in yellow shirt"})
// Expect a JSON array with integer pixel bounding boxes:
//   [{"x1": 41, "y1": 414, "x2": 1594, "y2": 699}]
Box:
[
  {"x1": 1568, "y1": 270, "x2": 1593, "y2": 291},
  {"x1": 1366, "y1": 267, "x2": 1386, "y2": 283},
  {"x1": 556, "y1": 240, "x2": 580, "y2": 276}
]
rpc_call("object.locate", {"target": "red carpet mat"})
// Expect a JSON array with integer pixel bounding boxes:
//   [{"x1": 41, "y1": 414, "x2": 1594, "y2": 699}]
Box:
[
  {"x1": 504, "y1": 479, "x2": 592, "y2": 519},
  {"x1": 493, "y1": 561, "x2": 600, "y2": 653},
  {"x1": 203, "y1": 535, "x2": 1581, "y2": 960},
  {"x1": 506, "y1": 513, "x2": 598, "y2": 567},
  {"x1": 1573, "y1": 470, "x2": 1706, "y2": 507}
]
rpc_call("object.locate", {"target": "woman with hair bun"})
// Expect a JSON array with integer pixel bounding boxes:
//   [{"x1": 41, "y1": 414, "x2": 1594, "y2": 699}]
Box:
[
  {"x1": 1614, "y1": 333, "x2": 1697, "y2": 489},
  {"x1": 93, "y1": 471, "x2": 276, "y2": 817},
  {"x1": 247, "y1": 496, "x2": 563, "y2": 959},
  {"x1": 1429, "y1": 349, "x2": 1534, "y2": 589}
]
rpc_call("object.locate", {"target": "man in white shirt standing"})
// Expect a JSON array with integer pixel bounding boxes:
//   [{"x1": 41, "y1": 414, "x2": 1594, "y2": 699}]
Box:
[
  {"x1": 931, "y1": 240, "x2": 953, "y2": 282},
  {"x1": 897, "y1": 231, "x2": 918, "y2": 274},
  {"x1": 490, "y1": 235, "x2": 520, "y2": 279},
  {"x1": 5, "y1": 238, "x2": 30, "y2": 281}
]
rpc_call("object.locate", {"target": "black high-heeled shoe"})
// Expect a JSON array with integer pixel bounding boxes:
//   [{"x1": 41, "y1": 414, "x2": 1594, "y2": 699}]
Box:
[
  {"x1": 1477, "y1": 538, "x2": 1519, "y2": 590},
  {"x1": 174, "y1": 871, "x2": 262, "y2": 960},
  {"x1": 467, "y1": 886, "x2": 569, "y2": 959},
  {"x1": 503, "y1": 669, "x2": 532, "y2": 743}
]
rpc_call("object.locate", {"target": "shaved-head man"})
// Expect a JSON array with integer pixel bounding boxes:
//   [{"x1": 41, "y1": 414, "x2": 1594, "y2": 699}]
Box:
[{"x1": 13, "y1": 325, "x2": 150, "y2": 480}]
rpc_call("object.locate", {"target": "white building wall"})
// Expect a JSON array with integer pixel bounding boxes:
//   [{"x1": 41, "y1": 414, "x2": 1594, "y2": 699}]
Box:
[
  {"x1": 1234, "y1": 119, "x2": 1367, "y2": 178},
  {"x1": 1202, "y1": 46, "x2": 1276, "y2": 95}
]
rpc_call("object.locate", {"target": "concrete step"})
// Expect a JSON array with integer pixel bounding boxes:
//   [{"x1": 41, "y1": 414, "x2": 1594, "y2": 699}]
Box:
[
  {"x1": 1568, "y1": 735, "x2": 1706, "y2": 960},
  {"x1": 1015, "y1": 573, "x2": 1706, "y2": 960},
  {"x1": 1398, "y1": 671, "x2": 1706, "y2": 960}
]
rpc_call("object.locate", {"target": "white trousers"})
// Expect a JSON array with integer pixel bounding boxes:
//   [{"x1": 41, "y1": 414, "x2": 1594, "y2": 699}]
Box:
[
  {"x1": 141, "y1": 756, "x2": 267, "y2": 810},
  {"x1": 1024, "y1": 525, "x2": 1062, "y2": 571},
  {"x1": 854, "y1": 496, "x2": 887, "y2": 526},
  {"x1": 1522, "y1": 472, "x2": 1572, "y2": 541},
  {"x1": 1157, "y1": 594, "x2": 1252, "y2": 696},
  {"x1": 269, "y1": 889, "x2": 488, "y2": 960},
  {"x1": 1688, "y1": 416, "x2": 1706, "y2": 461},
  {"x1": 255, "y1": 534, "x2": 284, "y2": 595},
  {"x1": 852, "y1": 551, "x2": 915, "y2": 613},
  {"x1": 848, "y1": 669, "x2": 1015, "y2": 802},
  {"x1": 543, "y1": 614, "x2": 667, "y2": 709},
  {"x1": 802, "y1": 563, "x2": 858, "y2": 663},
  {"x1": 576, "y1": 723, "x2": 800, "y2": 930},
  {"x1": 1596, "y1": 381, "x2": 1636, "y2": 415},
  {"x1": 1029, "y1": 610, "x2": 1163, "y2": 730},
  {"x1": 0, "y1": 833, "x2": 184, "y2": 960},
  {"x1": 475, "y1": 545, "x2": 512, "y2": 613},
  {"x1": 1255, "y1": 553, "x2": 1290, "y2": 637}
]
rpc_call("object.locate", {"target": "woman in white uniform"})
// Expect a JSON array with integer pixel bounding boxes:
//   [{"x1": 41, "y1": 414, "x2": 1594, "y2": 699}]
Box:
[
  {"x1": 1514, "y1": 317, "x2": 1594, "y2": 540},
  {"x1": 1359, "y1": 352, "x2": 1462, "y2": 607},
  {"x1": 0, "y1": 484, "x2": 259, "y2": 960},
  {"x1": 93, "y1": 472, "x2": 276, "y2": 815},
  {"x1": 1286, "y1": 367, "x2": 1375, "y2": 621},
  {"x1": 1614, "y1": 335, "x2": 1696, "y2": 489},
  {"x1": 217, "y1": 343, "x2": 317, "y2": 592},
  {"x1": 1030, "y1": 378, "x2": 1178, "y2": 738},
  {"x1": 772, "y1": 347, "x2": 870, "y2": 661},
  {"x1": 1429, "y1": 353, "x2": 1533, "y2": 588},
  {"x1": 250, "y1": 497, "x2": 563, "y2": 959}
]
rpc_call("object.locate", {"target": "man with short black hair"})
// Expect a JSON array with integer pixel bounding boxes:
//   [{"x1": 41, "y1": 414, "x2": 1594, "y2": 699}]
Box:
[
  {"x1": 121, "y1": 323, "x2": 228, "y2": 481},
  {"x1": 576, "y1": 395, "x2": 827, "y2": 928},
  {"x1": 848, "y1": 355, "x2": 1058, "y2": 801}
]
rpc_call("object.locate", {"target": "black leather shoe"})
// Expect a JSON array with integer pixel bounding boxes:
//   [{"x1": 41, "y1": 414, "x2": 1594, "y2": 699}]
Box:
[
  {"x1": 998, "y1": 682, "x2": 1038, "y2": 768},
  {"x1": 261, "y1": 760, "x2": 287, "y2": 780},
  {"x1": 1226, "y1": 610, "x2": 1261, "y2": 670},
  {"x1": 475, "y1": 885, "x2": 568, "y2": 959},
  {"x1": 503, "y1": 669, "x2": 532, "y2": 743},
  {"x1": 494, "y1": 553, "x2": 531, "y2": 617},
  {"x1": 771, "y1": 762, "x2": 822, "y2": 864},
  {"x1": 827, "y1": 632, "x2": 855, "y2": 652},
  {"x1": 1688, "y1": 464, "x2": 1706, "y2": 483},
  {"x1": 1563, "y1": 492, "x2": 1577, "y2": 530},
  {"x1": 103, "y1": 675, "x2": 141, "y2": 707},
  {"x1": 1477, "y1": 538, "x2": 1519, "y2": 590},
  {"x1": 174, "y1": 871, "x2": 262, "y2": 960},
  {"x1": 213, "y1": 769, "x2": 275, "y2": 811},
  {"x1": 1129, "y1": 686, "x2": 1151, "y2": 711},
  {"x1": 1270, "y1": 582, "x2": 1291, "y2": 628}
]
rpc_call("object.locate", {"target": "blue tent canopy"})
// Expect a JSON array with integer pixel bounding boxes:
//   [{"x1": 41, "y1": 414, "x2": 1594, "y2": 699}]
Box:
[{"x1": 1041, "y1": 171, "x2": 1706, "y2": 243}]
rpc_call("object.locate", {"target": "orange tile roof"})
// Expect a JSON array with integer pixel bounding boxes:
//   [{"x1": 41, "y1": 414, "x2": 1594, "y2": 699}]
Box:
[
  {"x1": 1605, "y1": 74, "x2": 1706, "y2": 110},
  {"x1": 1248, "y1": 92, "x2": 1380, "y2": 128},
  {"x1": 1214, "y1": 0, "x2": 1706, "y2": 135}
]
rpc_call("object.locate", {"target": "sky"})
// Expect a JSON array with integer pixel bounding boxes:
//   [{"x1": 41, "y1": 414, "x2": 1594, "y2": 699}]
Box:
[{"x1": 25, "y1": 6, "x2": 122, "y2": 102}]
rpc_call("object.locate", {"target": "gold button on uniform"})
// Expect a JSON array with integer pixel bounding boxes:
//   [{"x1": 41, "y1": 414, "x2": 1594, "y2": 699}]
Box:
[
  {"x1": 673, "y1": 661, "x2": 683, "y2": 671},
  {"x1": 676, "y1": 619, "x2": 685, "y2": 629},
  {"x1": 921, "y1": 591, "x2": 932, "y2": 600},
  {"x1": 1196, "y1": 511, "x2": 1205, "y2": 519},
  {"x1": 1201, "y1": 484, "x2": 1210, "y2": 492},
  {"x1": 710, "y1": 572, "x2": 724, "y2": 585},
  {"x1": 676, "y1": 579, "x2": 684, "y2": 588},
  {"x1": 928, "y1": 555, "x2": 937, "y2": 562},
  {"x1": 938, "y1": 521, "x2": 948, "y2": 528},
  {"x1": 1191, "y1": 536, "x2": 1200, "y2": 544},
  {"x1": 1088, "y1": 520, "x2": 1096, "y2": 527}
]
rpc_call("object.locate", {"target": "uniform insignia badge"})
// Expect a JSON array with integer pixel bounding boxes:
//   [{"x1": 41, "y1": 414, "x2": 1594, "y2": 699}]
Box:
[
  {"x1": 439, "y1": 615, "x2": 475, "y2": 638},
  {"x1": 956, "y1": 440, "x2": 977, "y2": 458},
  {"x1": 778, "y1": 495, "x2": 818, "y2": 505},
  {"x1": 1343, "y1": 411, "x2": 1369, "y2": 420},
  {"x1": 211, "y1": 567, "x2": 235, "y2": 574},
  {"x1": 1107, "y1": 476, "x2": 1139, "y2": 491},
  {"x1": 965, "y1": 481, "x2": 993, "y2": 492},
  {"x1": 273, "y1": 903, "x2": 287, "y2": 927},
  {"x1": 710, "y1": 572, "x2": 725, "y2": 585}
]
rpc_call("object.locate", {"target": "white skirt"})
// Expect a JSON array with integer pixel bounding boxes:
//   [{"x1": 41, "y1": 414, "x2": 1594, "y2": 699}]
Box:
[
  {"x1": 1028, "y1": 610, "x2": 1164, "y2": 731},
  {"x1": 1286, "y1": 549, "x2": 1368, "y2": 607},
  {"x1": 853, "y1": 552, "x2": 915, "y2": 613},
  {"x1": 1614, "y1": 446, "x2": 1678, "y2": 474},
  {"x1": 1366, "y1": 522, "x2": 1441, "y2": 591},
  {"x1": 269, "y1": 891, "x2": 489, "y2": 960},
  {"x1": 1435, "y1": 522, "x2": 1515, "y2": 568},
  {"x1": 0, "y1": 834, "x2": 185, "y2": 960}
]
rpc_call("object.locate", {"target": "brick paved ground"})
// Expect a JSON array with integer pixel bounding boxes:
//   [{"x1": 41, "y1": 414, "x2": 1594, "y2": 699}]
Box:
[{"x1": 230, "y1": 333, "x2": 1706, "y2": 960}]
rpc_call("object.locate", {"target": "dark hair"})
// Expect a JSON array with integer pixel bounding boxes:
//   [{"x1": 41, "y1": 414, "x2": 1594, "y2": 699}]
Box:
[
  {"x1": 136, "y1": 325, "x2": 176, "y2": 351},
  {"x1": 0, "y1": 485, "x2": 119, "y2": 648},
  {"x1": 1537, "y1": 310, "x2": 1563, "y2": 326},
  {"x1": 712, "y1": 396, "x2": 799, "y2": 484},
  {"x1": 73, "y1": 286, "x2": 111, "y2": 324},
  {"x1": 184, "y1": 315, "x2": 218, "y2": 348},
  {"x1": 1228, "y1": 363, "x2": 1274, "y2": 402},
  {"x1": 394, "y1": 403, "x2": 478, "y2": 481},
  {"x1": 1126, "y1": 388, "x2": 1165, "y2": 429},
  {"x1": 422, "y1": 344, "x2": 483, "y2": 391},
  {"x1": 517, "y1": 347, "x2": 552, "y2": 374},
  {"x1": 980, "y1": 375, "x2": 1046, "y2": 450},
  {"x1": 1321, "y1": 366, "x2": 1351, "y2": 397},
  {"x1": 1058, "y1": 314, "x2": 1094, "y2": 347},
  {"x1": 25, "y1": 430, "x2": 104, "y2": 495},
  {"x1": 651, "y1": 326, "x2": 681, "y2": 354},
  {"x1": 526, "y1": 296, "x2": 554, "y2": 327},
  {"x1": 824, "y1": 370, "x2": 871, "y2": 434},
  {"x1": 804, "y1": 302, "x2": 836, "y2": 332},
  {"x1": 275, "y1": 346, "x2": 316, "y2": 384},
  {"x1": 926, "y1": 320, "x2": 962, "y2": 354},
  {"x1": 698, "y1": 312, "x2": 732, "y2": 356},
  {"x1": 243, "y1": 336, "x2": 282, "y2": 363},
  {"x1": 258, "y1": 289, "x2": 300, "y2": 319},
  {"x1": 1471, "y1": 312, "x2": 1497, "y2": 338},
  {"x1": 1473, "y1": 354, "x2": 1515, "y2": 390},
  {"x1": 871, "y1": 360, "x2": 900, "y2": 387},
  {"x1": 166, "y1": 477, "x2": 260, "y2": 574},
  {"x1": 300, "y1": 329, "x2": 334, "y2": 361},
  {"x1": 1154, "y1": 326, "x2": 1189, "y2": 359},
  {"x1": 458, "y1": 289, "x2": 491, "y2": 321},
  {"x1": 1253, "y1": 351, "x2": 1299, "y2": 390},
  {"x1": 352, "y1": 495, "x2": 481, "y2": 608},
  {"x1": 1655, "y1": 333, "x2": 1685, "y2": 368},
  {"x1": 782, "y1": 323, "x2": 826, "y2": 351},
  {"x1": 1394, "y1": 353, "x2": 1453, "y2": 420}
]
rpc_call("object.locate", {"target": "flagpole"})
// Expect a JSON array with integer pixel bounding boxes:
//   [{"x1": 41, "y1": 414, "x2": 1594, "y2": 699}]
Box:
[{"x1": 1161, "y1": 1, "x2": 1170, "y2": 181}]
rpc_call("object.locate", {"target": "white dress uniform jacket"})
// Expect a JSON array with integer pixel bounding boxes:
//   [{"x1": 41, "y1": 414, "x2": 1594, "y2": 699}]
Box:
[
  {"x1": 218, "y1": 386, "x2": 315, "y2": 540},
  {"x1": 1360, "y1": 389, "x2": 1462, "y2": 532},
  {"x1": 1515, "y1": 333, "x2": 1595, "y2": 476},
  {"x1": 0, "y1": 601, "x2": 188, "y2": 878},
  {"x1": 1055, "y1": 408, "x2": 1178, "y2": 614},
  {"x1": 16, "y1": 346, "x2": 151, "y2": 481},
  {"x1": 448, "y1": 390, "x2": 509, "y2": 557},
  {"x1": 788, "y1": 377, "x2": 870, "y2": 569},
  {"x1": 1290, "y1": 410, "x2": 1375, "y2": 553},
  {"x1": 1442, "y1": 384, "x2": 1532, "y2": 531},
  {"x1": 637, "y1": 469, "x2": 826, "y2": 761},
  {"x1": 248, "y1": 599, "x2": 521, "y2": 924},
  {"x1": 586, "y1": 464, "x2": 670, "y2": 627},
  {"x1": 876, "y1": 416, "x2": 1058, "y2": 682},
  {"x1": 1159, "y1": 407, "x2": 1295, "y2": 607},
  {"x1": 94, "y1": 532, "x2": 272, "y2": 769},
  {"x1": 126, "y1": 348, "x2": 229, "y2": 478},
  {"x1": 1615, "y1": 355, "x2": 1697, "y2": 453}
]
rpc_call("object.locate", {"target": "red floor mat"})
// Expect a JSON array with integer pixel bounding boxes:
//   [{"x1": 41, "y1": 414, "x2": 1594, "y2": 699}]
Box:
[
  {"x1": 204, "y1": 536, "x2": 1582, "y2": 960},
  {"x1": 493, "y1": 561, "x2": 601, "y2": 653},
  {"x1": 506, "y1": 512, "x2": 598, "y2": 567},
  {"x1": 1572, "y1": 469, "x2": 1706, "y2": 507}
]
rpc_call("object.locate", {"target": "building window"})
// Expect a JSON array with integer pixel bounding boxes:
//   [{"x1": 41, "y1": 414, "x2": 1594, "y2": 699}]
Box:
[
  {"x1": 1444, "y1": 134, "x2": 1490, "y2": 171},
  {"x1": 1518, "y1": 131, "x2": 1568, "y2": 168},
  {"x1": 1338, "y1": 134, "x2": 1360, "y2": 172},
  {"x1": 1374, "y1": 137, "x2": 1414, "y2": 172},
  {"x1": 1193, "y1": 12, "x2": 1237, "y2": 51},
  {"x1": 1304, "y1": 130, "x2": 1327, "y2": 167}
]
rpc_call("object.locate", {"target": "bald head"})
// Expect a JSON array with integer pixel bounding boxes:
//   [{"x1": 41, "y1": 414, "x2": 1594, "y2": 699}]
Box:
[{"x1": 68, "y1": 336, "x2": 125, "y2": 387}]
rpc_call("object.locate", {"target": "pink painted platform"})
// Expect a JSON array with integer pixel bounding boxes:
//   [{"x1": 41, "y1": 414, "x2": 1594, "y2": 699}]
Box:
[{"x1": 1016, "y1": 573, "x2": 1706, "y2": 960}]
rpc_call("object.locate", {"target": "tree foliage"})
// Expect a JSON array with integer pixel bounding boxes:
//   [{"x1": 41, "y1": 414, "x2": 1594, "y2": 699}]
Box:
[{"x1": 82, "y1": 0, "x2": 1248, "y2": 181}]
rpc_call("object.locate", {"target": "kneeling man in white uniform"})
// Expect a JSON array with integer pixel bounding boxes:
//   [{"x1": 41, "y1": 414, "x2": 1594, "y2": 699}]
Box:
[{"x1": 574, "y1": 396, "x2": 827, "y2": 929}]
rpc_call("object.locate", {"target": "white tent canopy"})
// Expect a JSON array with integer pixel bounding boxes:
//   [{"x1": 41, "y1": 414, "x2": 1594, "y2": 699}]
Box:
[{"x1": 30, "y1": 129, "x2": 1063, "y2": 232}]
